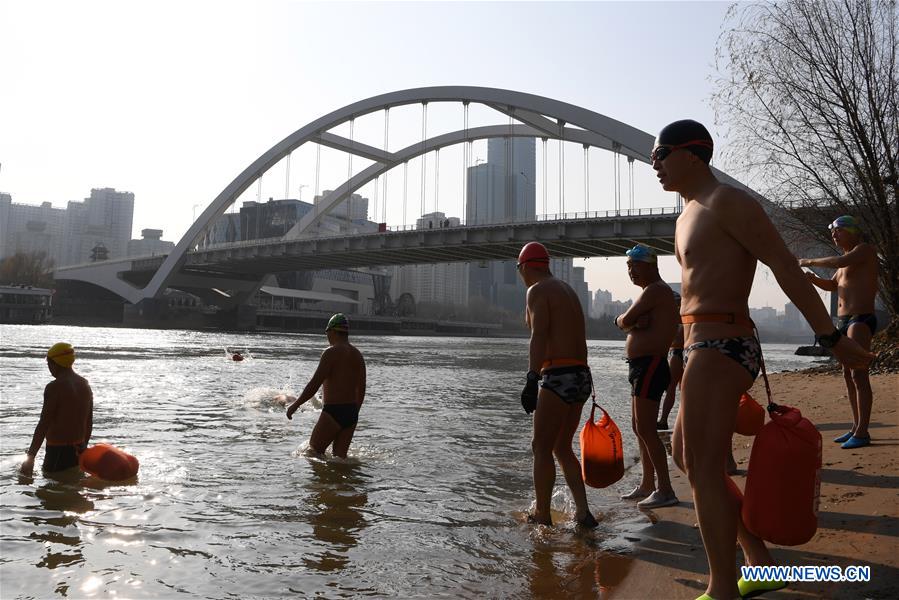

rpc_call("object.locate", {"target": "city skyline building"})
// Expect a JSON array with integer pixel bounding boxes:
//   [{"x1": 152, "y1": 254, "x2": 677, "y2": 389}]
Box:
[
  {"x1": 389, "y1": 212, "x2": 469, "y2": 308},
  {"x1": 1, "y1": 188, "x2": 136, "y2": 267}
]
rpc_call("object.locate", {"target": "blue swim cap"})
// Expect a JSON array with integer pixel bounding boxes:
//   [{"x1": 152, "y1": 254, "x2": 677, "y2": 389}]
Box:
[
  {"x1": 828, "y1": 215, "x2": 860, "y2": 234},
  {"x1": 625, "y1": 244, "x2": 657, "y2": 264}
]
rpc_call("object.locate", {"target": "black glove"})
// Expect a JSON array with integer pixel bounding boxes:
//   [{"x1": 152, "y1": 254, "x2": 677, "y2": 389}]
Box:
[{"x1": 521, "y1": 371, "x2": 539, "y2": 414}]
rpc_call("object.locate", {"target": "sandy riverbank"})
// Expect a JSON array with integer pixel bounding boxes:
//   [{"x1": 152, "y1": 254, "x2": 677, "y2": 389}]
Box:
[{"x1": 605, "y1": 371, "x2": 899, "y2": 600}]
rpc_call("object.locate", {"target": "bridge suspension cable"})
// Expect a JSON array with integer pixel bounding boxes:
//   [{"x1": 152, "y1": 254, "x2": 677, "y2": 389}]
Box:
[
  {"x1": 403, "y1": 161, "x2": 408, "y2": 227},
  {"x1": 382, "y1": 108, "x2": 389, "y2": 224},
  {"x1": 347, "y1": 117, "x2": 354, "y2": 227},
  {"x1": 462, "y1": 102, "x2": 469, "y2": 224},
  {"x1": 420, "y1": 103, "x2": 428, "y2": 220},
  {"x1": 284, "y1": 152, "x2": 291, "y2": 200},
  {"x1": 314, "y1": 143, "x2": 321, "y2": 215},
  {"x1": 628, "y1": 156, "x2": 635, "y2": 210},
  {"x1": 542, "y1": 138, "x2": 547, "y2": 217},
  {"x1": 584, "y1": 144, "x2": 590, "y2": 214}
]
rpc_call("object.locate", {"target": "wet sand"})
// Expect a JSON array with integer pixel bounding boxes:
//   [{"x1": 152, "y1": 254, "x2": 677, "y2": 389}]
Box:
[{"x1": 607, "y1": 372, "x2": 899, "y2": 600}]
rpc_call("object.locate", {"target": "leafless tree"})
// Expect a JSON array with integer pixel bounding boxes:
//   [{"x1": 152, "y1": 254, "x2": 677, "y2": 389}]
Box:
[
  {"x1": 0, "y1": 252, "x2": 56, "y2": 288},
  {"x1": 712, "y1": 0, "x2": 898, "y2": 320}
]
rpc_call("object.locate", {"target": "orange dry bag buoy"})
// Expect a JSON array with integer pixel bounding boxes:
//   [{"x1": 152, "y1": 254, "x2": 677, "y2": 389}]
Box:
[
  {"x1": 742, "y1": 404, "x2": 822, "y2": 546},
  {"x1": 580, "y1": 403, "x2": 624, "y2": 488},
  {"x1": 735, "y1": 392, "x2": 765, "y2": 436},
  {"x1": 79, "y1": 443, "x2": 140, "y2": 481}
]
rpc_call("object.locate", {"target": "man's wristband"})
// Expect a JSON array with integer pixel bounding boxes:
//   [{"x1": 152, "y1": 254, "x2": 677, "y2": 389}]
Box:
[{"x1": 816, "y1": 328, "x2": 843, "y2": 349}]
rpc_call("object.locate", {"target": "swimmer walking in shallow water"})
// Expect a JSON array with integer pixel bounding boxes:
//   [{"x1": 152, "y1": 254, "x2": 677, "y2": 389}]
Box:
[
  {"x1": 517, "y1": 242, "x2": 598, "y2": 528},
  {"x1": 286, "y1": 314, "x2": 366, "y2": 459},
  {"x1": 20, "y1": 343, "x2": 94, "y2": 477}
]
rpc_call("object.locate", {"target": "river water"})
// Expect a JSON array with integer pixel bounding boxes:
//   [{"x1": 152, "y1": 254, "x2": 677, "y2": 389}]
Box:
[{"x1": 0, "y1": 325, "x2": 825, "y2": 598}]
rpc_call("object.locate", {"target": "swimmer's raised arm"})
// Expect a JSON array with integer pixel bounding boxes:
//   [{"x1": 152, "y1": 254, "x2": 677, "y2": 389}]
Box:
[
  {"x1": 799, "y1": 243, "x2": 875, "y2": 269},
  {"x1": 714, "y1": 189, "x2": 836, "y2": 335},
  {"x1": 715, "y1": 190, "x2": 873, "y2": 369},
  {"x1": 286, "y1": 349, "x2": 333, "y2": 420},
  {"x1": 804, "y1": 270, "x2": 838, "y2": 292}
]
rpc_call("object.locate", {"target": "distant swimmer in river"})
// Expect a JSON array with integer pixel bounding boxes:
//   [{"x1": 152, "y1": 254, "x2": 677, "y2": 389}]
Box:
[
  {"x1": 20, "y1": 343, "x2": 94, "y2": 477},
  {"x1": 286, "y1": 314, "x2": 366, "y2": 459}
]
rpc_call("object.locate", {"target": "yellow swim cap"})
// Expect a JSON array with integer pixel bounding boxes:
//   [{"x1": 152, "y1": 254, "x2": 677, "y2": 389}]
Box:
[{"x1": 47, "y1": 342, "x2": 76, "y2": 368}]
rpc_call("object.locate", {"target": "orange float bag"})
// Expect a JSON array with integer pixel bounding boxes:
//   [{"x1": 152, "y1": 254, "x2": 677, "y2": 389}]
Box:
[
  {"x1": 580, "y1": 403, "x2": 624, "y2": 488},
  {"x1": 735, "y1": 392, "x2": 765, "y2": 436},
  {"x1": 79, "y1": 443, "x2": 140, "y2": 481},
  {"x1": 741, "y1": 344, "x2": 821, "y2": 546}
]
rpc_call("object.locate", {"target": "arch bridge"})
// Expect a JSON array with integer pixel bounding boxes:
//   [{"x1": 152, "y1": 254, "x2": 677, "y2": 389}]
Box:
[{"x1": 54, "y1": 86, "x2": 760, "y2": 306}]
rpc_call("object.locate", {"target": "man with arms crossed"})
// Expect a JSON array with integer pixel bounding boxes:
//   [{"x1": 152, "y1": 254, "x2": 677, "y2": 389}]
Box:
[
  {"x1": 287, "y1": 313, "x2": 366, "y2": 459},
  {"x1": 518, "y1": 241, "x2": 598, "y2": 528},
  {"x1": 615, "y1": 244, "x2": 679, "y2": 509},
  {"x1": 20, "y1": 343, "x2": 93, "y2": 477},
  {"x1": 653, "y1": 119, "x2": 873, "y2": 600},
  {"x1": 800, "y1": 215, "x2": 879, "y2": 449}
]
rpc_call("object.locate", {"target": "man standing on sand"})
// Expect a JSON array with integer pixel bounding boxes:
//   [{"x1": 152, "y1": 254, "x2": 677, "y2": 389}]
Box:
[
  {"x1": 653, "y1": 119, "x2": 874, "y2": 600},
  {"x1": 286, "y1": 313, "x2": 366, "y2": 459},
  {"x1": 800, "y1": 215, "x2": 879, "y2": 449},
  {"x1": 517, "y1": 241, "x2": 598, "y2": 528},
  {"x1": 615, "y1": 244, "x2": 679, "y2": 509},
  {"x1": 20, "y1": 343, "x2": 94, "y2": 477}
]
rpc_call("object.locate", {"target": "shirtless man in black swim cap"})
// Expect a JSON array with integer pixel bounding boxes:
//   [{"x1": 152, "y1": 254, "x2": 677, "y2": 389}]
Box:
[
  {"x1": 654, "y1": 119, "x2": 873, "y2": 600},
  {"x1": 286, "y1": 313, "x2": 366, "y2": 459}
]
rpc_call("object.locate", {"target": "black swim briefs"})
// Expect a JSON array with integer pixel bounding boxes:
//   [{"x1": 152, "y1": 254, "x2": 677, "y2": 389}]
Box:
[
  {"x1": 43, "y1": 445, "x2": 80, "y2": 472},
  {"x1": 322, "y1": 403, "x2": 360, "y2": 429},
  {"x1": 627, "y1": 355, "x2": 671, "y2": 402},
  {"x1": 837, "y1": 313, "x2": 877, "y2": 336}
]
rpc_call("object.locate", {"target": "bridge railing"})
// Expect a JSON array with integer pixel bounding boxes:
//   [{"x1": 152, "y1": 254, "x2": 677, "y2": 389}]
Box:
[{"x1": 194, "y1": 206, "x2": 681, "y2": 251}]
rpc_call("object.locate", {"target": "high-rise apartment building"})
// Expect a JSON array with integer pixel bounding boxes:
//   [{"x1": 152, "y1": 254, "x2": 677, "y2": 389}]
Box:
[
  {"x1": 465, "y1": 138, "x2": 582, "y2": 315},
  {"x1": 1, "y1": 188, "x2": 134, "y2": 267},
  {"x1": 63, "y1": 188, "x2": 135, "y2": 265},
  {"x1": 389, "y1": 212, "x2": 469, "y2": 307},
  {"x1": 0, "y1": 194, "x2": 66, "y2": 265}
]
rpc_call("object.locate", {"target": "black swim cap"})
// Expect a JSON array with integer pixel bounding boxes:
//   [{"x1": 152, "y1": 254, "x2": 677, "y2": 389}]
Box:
[{"x1": 656, "y1": 120, "x2": 714, "y2": 164}]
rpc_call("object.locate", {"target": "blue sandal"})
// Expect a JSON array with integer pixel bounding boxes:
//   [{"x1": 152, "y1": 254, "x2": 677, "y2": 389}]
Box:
[
  {"x1": 833, "y1": 431, "x2": 854, "y2": 443},
  {"x1": 841, "y1": 435, "x2": 871, "y2": 449}
]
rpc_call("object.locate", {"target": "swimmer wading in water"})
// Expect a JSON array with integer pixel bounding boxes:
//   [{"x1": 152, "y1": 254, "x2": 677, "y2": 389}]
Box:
[{"x1": 286, "y1": 313, "x2": 366, "y2": 459}]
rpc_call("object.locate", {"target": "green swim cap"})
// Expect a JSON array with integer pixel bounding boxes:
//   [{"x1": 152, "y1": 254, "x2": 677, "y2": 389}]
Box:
[
  {"x1": 326, "y1": 313, "x2": 349, "y2": 333},
  {"x1": 626, "y1": 244, "x2": 657, "y2": 264}
]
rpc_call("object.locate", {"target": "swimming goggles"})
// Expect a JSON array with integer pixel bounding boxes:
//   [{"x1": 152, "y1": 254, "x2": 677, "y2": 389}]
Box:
[{"x1": 650, "y1": 139, "x2": 713, "y2": 162}]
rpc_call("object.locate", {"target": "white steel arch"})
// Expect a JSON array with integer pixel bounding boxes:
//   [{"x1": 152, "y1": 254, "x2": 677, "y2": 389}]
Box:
[{"x1": 63, "y1": 86, "x2": 757, "y2": 302}]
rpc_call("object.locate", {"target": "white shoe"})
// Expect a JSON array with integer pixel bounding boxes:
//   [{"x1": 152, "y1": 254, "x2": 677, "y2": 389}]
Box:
[
  {"x1": 620, "y1": 486, "x2": 651, "y2": 500},
  {"x1": 637, "y1": 490, "x2": 679, "y2": 509}
]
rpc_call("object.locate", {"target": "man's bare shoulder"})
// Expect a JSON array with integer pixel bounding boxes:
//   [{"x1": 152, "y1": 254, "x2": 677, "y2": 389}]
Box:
[
  {"x1": 856, "y1": 242, "x2": 878, "y2": 258},
  {"x1": 703, "y1": 183, "x2": 758, "y2": 210}
]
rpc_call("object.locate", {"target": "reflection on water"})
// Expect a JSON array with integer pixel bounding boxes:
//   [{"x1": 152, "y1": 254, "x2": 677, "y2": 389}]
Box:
[
  {"x1": 0, "y1": 325, "x2": 823, "y2": 597},
  {"x1": 304, "y1": 461, "x2": 368, "y2": 573}
]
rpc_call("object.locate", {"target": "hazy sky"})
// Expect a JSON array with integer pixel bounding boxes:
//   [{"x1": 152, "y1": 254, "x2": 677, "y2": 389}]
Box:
[{"x1": 0, "y1": 1, "x2": 826, "y2": 309}]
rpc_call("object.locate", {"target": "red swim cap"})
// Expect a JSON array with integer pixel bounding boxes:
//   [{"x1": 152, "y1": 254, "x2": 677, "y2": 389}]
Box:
[{"x1": 517, "y1": 242, "x2": 550, "y2": 269}]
